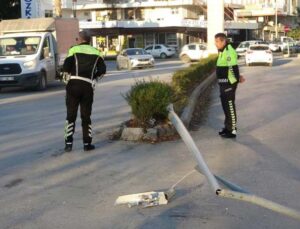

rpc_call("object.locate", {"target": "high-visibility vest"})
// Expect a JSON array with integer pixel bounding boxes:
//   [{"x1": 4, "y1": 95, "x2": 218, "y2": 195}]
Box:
[
  {"x1": 67, "y1": 44, "x2": 103, "y2": 57},
  {"x1": 217, "y1": 44, "x2": 238, "y2": 84}
]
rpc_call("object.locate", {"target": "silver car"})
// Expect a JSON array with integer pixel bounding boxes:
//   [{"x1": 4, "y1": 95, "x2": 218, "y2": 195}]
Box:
[{"x1": 116, "y1": 48, "x2": 155, "y2": 70}]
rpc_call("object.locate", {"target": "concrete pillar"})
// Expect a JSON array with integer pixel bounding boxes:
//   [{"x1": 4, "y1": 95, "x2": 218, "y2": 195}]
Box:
[
  {"x1": 91, "y1": 11, "x2": 97, "y2": 22},
  {"x1": 92, "y1": 36, "x2": 97, "y2": 48},
  {"x1": 207, "y1": 0, "x2": 224, "y2": 53}
]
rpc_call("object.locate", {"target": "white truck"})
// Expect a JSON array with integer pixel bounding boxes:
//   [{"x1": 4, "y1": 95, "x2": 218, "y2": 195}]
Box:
[{"x1": 0, "y1": 18, "x2": 79, "y2": 90}]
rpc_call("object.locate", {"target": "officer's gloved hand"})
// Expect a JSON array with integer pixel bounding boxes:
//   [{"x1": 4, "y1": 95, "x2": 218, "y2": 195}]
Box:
[
  {"x1": 98, "y1": 74, "x2": 105, "y2": 81},
  {"x1": 60, "y1": 72, "x2": 71, "y2": 84},
  {"x1": 92, "y1": 79, "x2": 97, "y2": 91}
]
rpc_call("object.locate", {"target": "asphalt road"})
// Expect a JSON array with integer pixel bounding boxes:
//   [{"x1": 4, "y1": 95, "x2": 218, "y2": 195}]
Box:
[{"x1": 0, "y1": 57, "x2": 299, "y2": 229}]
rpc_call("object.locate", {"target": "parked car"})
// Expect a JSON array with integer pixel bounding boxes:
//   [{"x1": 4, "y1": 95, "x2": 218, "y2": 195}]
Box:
[
  {"x1": 268, "y1": 41, "x2": 281, "y2": 52},
  {"x1": 274, "y1": 37, "x2": 297, "y2": 51},
  {"x1": 144, "y1": 44, "x2": 176, "y2": 59},
  {"x1": 236, "y1": 40, "x2": 263, "y2": 57},
  {"x1": 282, "y1": 43, "x2": 300, "y2": 54},
  {"x1": 245, "y1": 44, "x2": 273, "y2": 66},
  {"x1": 179, "y1": 43, "x2": 208, "y2": 63},
  {"x1": 116, "y1": 48, "x2": 154, "y2": 70}
]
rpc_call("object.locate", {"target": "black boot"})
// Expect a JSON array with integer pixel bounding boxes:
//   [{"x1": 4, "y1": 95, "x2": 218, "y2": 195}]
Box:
[
  {"x1": 220, "y1": 129, "x2": 236, "y2": 138},
  {"x1": 218, "y1": 128, "x2": 227, "y2": 135},
  {"x1": 64, "y1": 142, "x2": 73, "y2": 152},
  {"x1": 84, "y1": 143, "x2": 95, "y2": 152}
]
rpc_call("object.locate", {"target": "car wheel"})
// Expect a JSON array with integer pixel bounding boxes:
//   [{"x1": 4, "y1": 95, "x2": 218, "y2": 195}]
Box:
[
  {"x1": 35, "y1": 71, "x2": 47, "y2": 91},
  {"x1": 127, "y1": 61, "x2": 132, "y2": 70},
  {"x1": 160, "y1": 53, "x2": 167, "y2": 59},
  {"x1": 180, "y1": 55, "x2": 191, "y2": 63}
]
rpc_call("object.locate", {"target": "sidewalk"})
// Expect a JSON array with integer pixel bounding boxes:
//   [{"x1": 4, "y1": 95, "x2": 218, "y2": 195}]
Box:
[{"x1": 0, "y1": 57, "x2": 300, "y2": 228}]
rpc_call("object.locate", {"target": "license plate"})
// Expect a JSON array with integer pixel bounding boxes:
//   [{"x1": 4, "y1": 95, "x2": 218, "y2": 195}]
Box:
[{"x1": 0, "y1": 77, "x2": 14, "y2": 81}]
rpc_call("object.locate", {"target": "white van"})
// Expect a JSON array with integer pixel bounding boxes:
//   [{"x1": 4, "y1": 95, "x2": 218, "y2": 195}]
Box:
[
  {"x1": 0, "y1": 18, "x2": 79, "y2": 91},
  {"x1": 0, "y1": 33, "x2": 58, "y2": 90}
]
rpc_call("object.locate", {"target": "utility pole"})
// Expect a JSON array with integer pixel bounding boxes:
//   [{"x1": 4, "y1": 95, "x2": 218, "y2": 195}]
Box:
[
  {"x1": 275, "y1": 0, "x2": 278, "y2": 39},
  {"x1": 72, "y1": 0, "x2": 77, "y2": 18},
  {"x1": 207, "y1": 0, "x2": 224, "y2": 53},
  {"x1": 54, "y1": 0, "x2": 62, "y2": 18}
]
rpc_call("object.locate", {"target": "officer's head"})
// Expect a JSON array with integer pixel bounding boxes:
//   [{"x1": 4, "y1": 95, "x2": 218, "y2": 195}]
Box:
[
  {"x1": 77, "y1": 30, "x2": 91, "y2": 44},
  {"x1": 215, "y1": 33, "x2": 227, "y2": 50}
]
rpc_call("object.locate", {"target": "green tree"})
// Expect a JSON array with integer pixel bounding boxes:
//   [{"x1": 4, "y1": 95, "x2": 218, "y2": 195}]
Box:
[
  {"x1": 287, "y1": 29, "x2": 300, "y2": 40},
  {"x1": 0, "y1": 0, "x2": 21, "y2": 20}
]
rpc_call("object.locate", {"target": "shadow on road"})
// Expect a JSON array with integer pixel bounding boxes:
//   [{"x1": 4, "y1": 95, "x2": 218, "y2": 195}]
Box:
[
  {"x1": 0, "y1": 81, "x2": 65, "y2": 100},
  {"x1": 272, "y1": 58, "x2": 292, "y2": 66}
]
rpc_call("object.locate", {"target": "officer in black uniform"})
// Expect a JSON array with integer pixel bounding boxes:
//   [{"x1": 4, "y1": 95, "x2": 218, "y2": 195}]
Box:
[
  {"x1": 63, "y1": 31, "x2": 106, "y2": 152},
  {"x1": 215, "y1": 33, "x2": 245, "y2": 138}
]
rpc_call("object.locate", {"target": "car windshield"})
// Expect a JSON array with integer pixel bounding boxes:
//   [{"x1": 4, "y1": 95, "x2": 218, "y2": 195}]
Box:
[
  {"x1": 258, "y1": 41, "x2": 268, "y2": 45},
  {"x1": 238, "y1": 42, "x2": 250, "y2": 48},
  {"x1": 282, "y1": 37, "x2": 293, "y2": 43},
  {"x1": 126, "y1": 49, "x2": 147, "y2": 56},
  {"x1": 250, "y1": 46, "x2": 269, "y2": 51},
  {"x1": 0, "y1": 36, "x2": 41, "y2": 56}
]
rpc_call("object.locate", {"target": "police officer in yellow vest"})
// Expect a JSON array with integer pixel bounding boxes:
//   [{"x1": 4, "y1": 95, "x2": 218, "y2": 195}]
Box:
[
  {"x1": 215, "y1": 33, "x2": 245, "y2": 138},
  {"x1": 62, "y1": 31, "x2": 106, "y2": 152}
]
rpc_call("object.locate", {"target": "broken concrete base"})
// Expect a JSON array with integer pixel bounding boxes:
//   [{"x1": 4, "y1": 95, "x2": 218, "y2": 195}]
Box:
[
  {"x1": 142, "y1": 128, "x2": 158, "y2": 142},
  {"x1": 115, "y1": 191, "x2": 168, "y2": 208},
  {"x1": 157, "y1": 125, "x2": 176, "y2": 138},
  {"x1": 115, "y1": 188, "x2": 175, "y2": 208},
  {"x1": 121, "y1": 127, "x2": 144, "y2": 141},
  {"x1": 118, "y1": 124, "x2": 177, "y2": 142}
]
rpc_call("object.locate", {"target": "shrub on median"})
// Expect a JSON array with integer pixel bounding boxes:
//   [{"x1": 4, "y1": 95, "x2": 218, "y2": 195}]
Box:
[
  {"x1": 123, "y1": 80, "x2": 174, "y2": 128},
  {"x1": 172, "y1": 54, "x2": 218, "y2": 112},
  {"x1": 123, "y1": 55, "x2": 218, "y2": 129}
]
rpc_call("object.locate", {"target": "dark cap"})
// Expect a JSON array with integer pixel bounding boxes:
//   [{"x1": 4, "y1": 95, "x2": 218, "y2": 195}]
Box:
[
  {"x1": 79, "y1": 30, "x2": 91, "y2": 43},
  {"x1": 215, "y1": 33, "x2": 227, "y2": 40}
]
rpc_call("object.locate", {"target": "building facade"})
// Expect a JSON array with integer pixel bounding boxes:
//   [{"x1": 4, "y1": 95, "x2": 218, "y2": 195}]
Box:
[
  {"x1": 20, "y1": 0, "x2": 300, "y2": 55},
  {"x1": 60, "y1": 0, "x2": 259, "y2": 55},
  {"x1": 234, "y1": 0, "x2": 300, "y2": 40}
]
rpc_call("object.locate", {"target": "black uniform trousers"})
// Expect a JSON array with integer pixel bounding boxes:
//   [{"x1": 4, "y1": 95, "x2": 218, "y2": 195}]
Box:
[
  {"x1": 65, "y1": 80, "x2": 93, "y2": 144},
  {"x1": 219, "y1": 82, "x2": 238, "y2": 133}
]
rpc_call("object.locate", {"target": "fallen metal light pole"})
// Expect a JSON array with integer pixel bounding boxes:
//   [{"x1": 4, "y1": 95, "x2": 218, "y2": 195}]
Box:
[
  {"x1": 167, "y1": 104, "x2": 300, "y2": 221},
  {"x1": 167, "y1": 105, "x2": 220, "y2": 193}
]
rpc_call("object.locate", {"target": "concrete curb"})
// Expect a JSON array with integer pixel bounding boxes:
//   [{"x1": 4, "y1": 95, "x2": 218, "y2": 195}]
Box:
[{"x1": 180, "y1": 71, "x2": 216, "y2": 127}]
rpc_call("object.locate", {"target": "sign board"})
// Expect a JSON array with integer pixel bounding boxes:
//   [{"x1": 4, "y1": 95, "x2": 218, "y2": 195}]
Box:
[
  {"x1": 258, "y1": 17, "x2": 264, "y2": 23},
  {"x1": 284, "y1": 25, "x2": 291, "y2": 33},
  {"x1": 21, "y1": 0, "x2": 38, "y2": 19}
]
